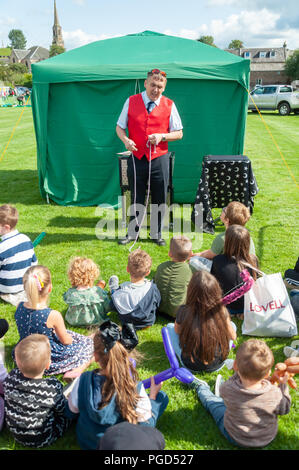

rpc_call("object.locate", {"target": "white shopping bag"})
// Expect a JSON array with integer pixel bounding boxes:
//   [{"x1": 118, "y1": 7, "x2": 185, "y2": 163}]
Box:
[{"x1": 242, "y1": 272, "x2": 298, "y2": 337}]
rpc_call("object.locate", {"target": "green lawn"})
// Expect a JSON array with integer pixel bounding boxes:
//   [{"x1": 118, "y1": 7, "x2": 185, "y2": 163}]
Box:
[{"x1": 0, "y1": 107, "x2": 298, "y2": 450}]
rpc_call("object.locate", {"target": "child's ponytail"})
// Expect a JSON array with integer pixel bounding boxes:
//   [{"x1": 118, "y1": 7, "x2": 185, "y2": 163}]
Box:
[
  {"x1": 94, "y1": 322, "x2": 140, "y2": 424},
  {"x1": 23, "y1": 266, "x2": 51, "y2": 309}
]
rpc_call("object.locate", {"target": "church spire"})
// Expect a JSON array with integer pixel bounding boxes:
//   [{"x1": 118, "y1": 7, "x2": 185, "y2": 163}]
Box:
[{"x1": 52, "y1": 0, "x2": 64, "y2": 48}]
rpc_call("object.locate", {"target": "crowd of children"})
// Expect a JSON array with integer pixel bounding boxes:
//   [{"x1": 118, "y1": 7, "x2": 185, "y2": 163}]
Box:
[{"x1": 0, "y1": 202, "x2": 298, "y2": 450}]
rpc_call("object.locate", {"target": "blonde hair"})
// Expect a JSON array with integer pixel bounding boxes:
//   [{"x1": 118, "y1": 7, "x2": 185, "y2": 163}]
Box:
[
  {"x1": 225, "y1": 201, "x2": 250, "y2": 226},
  {"x1": 236, "y1": 339, "x2": 274, "y2": 381},
  {"x1": 93, "y1": 332, "x2": 140, "y2": 424},
  {"x1": 67, "y1": 256, "x2": 100, "y2": 288},
  {"x1": 0, "y1": 204, "x2": 18, "y2": 229},
  {"x1": 127, "y1": 249, "x2": 152, "y2": 279},
  {"x1": 15, "y1": 334, "x2": 51, "y2": 377},
  {"x1": 23, "y1": 265, "x2": 52, "y2": 309},
  {"x1": 170, "y1": 236, "x2": 192, "y2": 261}
]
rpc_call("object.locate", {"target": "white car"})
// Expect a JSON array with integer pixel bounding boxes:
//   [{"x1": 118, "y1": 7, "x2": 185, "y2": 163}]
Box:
[{"x1": 248, "y1": 84, "x2": 299, "y2": 115}]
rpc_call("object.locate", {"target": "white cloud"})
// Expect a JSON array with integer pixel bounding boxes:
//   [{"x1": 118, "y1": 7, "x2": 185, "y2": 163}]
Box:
[
  {"x1": 63, "y1": 29, "x2": 121, "y2": 50},
  {"x1": 164, "y1": 8, "x2": 299, "y2": 50},
  {"x1": 0, "y1": 16, "x2": 16, "y2": 26},
  {"x1": 210, "y1": 9, "x2": 280, "y2": 39},
  {"x1": 163, "y1": 28, "x2": 200, "y2": 40}
]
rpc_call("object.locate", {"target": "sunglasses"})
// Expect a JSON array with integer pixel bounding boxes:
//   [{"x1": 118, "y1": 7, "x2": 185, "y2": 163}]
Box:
[{"x1": 149, "y1": 69, "x2": 167, "y2": 77}]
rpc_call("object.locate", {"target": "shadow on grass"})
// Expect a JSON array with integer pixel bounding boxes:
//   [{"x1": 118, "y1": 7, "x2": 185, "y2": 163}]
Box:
[
  {"x1": 256, "y1": 224, "x2": 294, "y2": 263},
  {"x1": 25, "y1": 232, "x2": 118, "y2": 245},
  {"x1": 48, "y1": 216, "x2": 100, "y2": 228},
  {"x1": 0, "y1": 170, "x2": 43, "y2": 205}
]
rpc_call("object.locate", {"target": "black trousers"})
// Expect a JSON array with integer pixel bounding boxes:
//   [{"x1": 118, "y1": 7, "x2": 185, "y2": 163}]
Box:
[{"x1": 127, "y1": 153, "x2": 170, "y2": 238}]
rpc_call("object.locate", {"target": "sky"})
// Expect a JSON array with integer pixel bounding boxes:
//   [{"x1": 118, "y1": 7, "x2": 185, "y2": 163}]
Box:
[{"x1": 0, "y1": 0, "x2": 298, "y2": 52}]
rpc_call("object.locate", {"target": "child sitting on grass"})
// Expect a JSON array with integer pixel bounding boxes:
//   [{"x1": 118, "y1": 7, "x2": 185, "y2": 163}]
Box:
[
  {"x1": 14, "y1": 265, "x2": 94, "y2": 381},
  {"x1": 0, "y1": 204, "x2": 37, "y2": 306},
  {"x1": 211, "y1": 224, "x2": 258, "y2": 316},
  {"x1": 110, "y1": 249, "x2": 161, "y2": 330},
  {"x1": 154, "y1": 236, "x2": 193, "y2": 319},
  {"x1": 193, "y1": 201, "x2": 255, "y2": 260},
  {"x1": 191, "y1": 339, "x2": 291, "y2": 448},
  {"x1": 0, "y1": 319, "x2": 9, "y2": 432},
  {"x1": 4, "y1": 334, "x2": 71, "y2": 448},
  {"x1": 166, "y1": 270, "x2": 237, "y2": 373},
  {"x1": 65, "y1": 320, "x2": 169, "y2": 450},
  {"x1": 63, "y1": 256, "x2": 111, "y2": 327}
]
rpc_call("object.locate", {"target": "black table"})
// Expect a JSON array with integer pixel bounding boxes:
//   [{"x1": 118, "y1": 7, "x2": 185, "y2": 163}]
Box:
[{"x1": 192, "y1": 155, "x2": 259, "y2": 234}]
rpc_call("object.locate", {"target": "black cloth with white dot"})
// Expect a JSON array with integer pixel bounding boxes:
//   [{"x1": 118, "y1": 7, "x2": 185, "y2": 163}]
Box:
[{"x1": 191, "y1": 155, "x2": 259, "y2": 234}]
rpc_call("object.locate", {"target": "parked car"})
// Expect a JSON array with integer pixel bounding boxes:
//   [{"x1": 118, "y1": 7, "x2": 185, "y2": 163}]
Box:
[
  {"x1": 15, "y1": 86, "x2": 30, "y2": 96},
  {"x1": 248, "y1": 84, "x2": 299, "y2": 115}
]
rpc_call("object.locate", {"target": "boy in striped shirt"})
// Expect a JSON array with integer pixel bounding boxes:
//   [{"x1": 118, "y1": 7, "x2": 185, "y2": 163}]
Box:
[{"x1": 0, "y1": 205, "x2": 37, "y2": 306}]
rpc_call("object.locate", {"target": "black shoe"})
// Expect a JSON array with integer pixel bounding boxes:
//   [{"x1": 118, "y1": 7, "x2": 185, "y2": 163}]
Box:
[
  {"x1": 118, "y1": 235, "x2": 137, "y2": 245},
  {"x1": 152, "y1": 237, "x2": 166, "y2": 247}
]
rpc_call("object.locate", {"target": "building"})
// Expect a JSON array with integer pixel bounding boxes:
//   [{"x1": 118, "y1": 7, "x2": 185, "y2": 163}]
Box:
[
  {"x1": 9, "y1": 46, "x2": 49, "y2": 72},
  {"x1": 225, "y1": 43, "x2": 293, "y2": 89},
  {"x1": 52, "y1": 0, "x2": 64, "y2": 48}
]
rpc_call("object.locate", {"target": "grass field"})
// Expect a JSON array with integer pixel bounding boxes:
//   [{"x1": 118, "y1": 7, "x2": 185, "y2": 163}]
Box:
[{"x1": 0, "y1": 106, "x2": 298, "y2": 450}]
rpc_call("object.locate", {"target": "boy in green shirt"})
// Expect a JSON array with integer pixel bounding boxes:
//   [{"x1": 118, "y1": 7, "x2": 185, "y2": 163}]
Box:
[
  {"x1": 193, "y1": 201, "x2": 255, "y2": 260},
  {"x1": 154, "y1": 236, "x2": 193, "y2": 319}
]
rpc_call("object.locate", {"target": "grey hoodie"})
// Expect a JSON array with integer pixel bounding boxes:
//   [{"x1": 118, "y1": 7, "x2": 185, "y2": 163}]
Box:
[{"x1": 112, "y1": 280, "x2": 161, "y2": 329}]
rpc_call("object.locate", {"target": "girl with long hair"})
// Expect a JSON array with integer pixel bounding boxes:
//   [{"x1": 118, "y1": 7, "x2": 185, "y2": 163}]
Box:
[
  {"x1": 166, "y1": 270, "x2": 237, "y2": 373},
  {"x1": 65, "y1": 320, "x2": 169, "y2": 450},
  {"x1": 14, "y1": 265, "x2": 94, "y2": 380},
  {"x1": 211, "y1": 224, "x2": 259, "y2": 315}
]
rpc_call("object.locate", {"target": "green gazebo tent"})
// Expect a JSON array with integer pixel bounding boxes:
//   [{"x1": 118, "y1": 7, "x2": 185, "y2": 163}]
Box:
[{"x1": 31, "y1": 31, "x2": 250, "y2": 207}]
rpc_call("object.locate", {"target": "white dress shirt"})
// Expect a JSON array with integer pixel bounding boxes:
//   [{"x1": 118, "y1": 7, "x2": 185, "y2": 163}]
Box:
[{"x1": 117, "y1": 90, "x2": 183, "y2": 132}]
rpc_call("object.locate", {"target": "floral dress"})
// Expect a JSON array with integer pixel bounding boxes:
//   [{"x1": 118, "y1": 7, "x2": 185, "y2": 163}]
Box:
[
  {"x1": 14, "y1": 302, "x2": 94, "y2": 375},
  {"x1": 63, "y1": 286, "x2": 111, "y2": 327}
]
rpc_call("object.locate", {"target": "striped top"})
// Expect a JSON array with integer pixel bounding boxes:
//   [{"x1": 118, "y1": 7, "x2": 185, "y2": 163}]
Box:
[{"x1": 0, "y1": 230, "x2": 37, "y2": 294}]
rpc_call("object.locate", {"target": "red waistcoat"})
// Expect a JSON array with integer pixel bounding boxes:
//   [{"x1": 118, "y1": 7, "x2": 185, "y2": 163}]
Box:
[{"x1": 127, "y1": 94, "x2": 173, "y2": 161}]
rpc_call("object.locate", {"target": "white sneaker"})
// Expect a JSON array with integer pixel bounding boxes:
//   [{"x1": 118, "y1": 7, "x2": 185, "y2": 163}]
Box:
[
  {"x1": 224, "y1": 359, "x2": 234, "y2": 370},
  {"x1": 109, "y1": 275, "x2": 119, "y2": 293},
  {"x1": 283, "y1": 346, "x2": 299, "y2": 358},
  {"x1": 215, "y1": 374, "x2": 224, "y2": 397},
  {"x1": 189, "y1": 376, "x2": 209, "y2": 390}
]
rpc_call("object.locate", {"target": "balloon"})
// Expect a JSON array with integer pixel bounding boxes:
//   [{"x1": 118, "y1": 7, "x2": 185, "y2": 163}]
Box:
[
  {"x1": 222, "y1": 269, "x2": 254, "y2": 305},
  {"x1": 32, "y1": 231, "x2": 46, "y2": 247},
  {"x1": 142, "y1": 327, "x2": 195, "y2": 389}
]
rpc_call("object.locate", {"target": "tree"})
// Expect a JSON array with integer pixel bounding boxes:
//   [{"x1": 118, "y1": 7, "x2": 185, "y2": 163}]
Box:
[
  {"x1": 197, "y1": 35, "x2": 217, "y2": 47},
  {"x1": 8, "y1": 63, "x2": 27, "y2": 74},
  {"x1": 23, "y1": 73, "x2": 32, "y2": 88},
  {"x1": 8, "y1": 29, "x2": 27, "y2": 50},
  {"x1": 284, "y1": 49, "x2": 299, "y2": 81},
  {"x1": 228, "y1": 39, "x2": 244, "y2": 49},
  {"x1": 49, "y1": 44, "x2": 65, "y2": 57}
]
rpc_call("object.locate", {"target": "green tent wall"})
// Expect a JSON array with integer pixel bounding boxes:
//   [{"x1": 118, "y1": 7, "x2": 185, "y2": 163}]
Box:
[{"x1": 31, "y1": 31, "x2": 250, "y2": 207}]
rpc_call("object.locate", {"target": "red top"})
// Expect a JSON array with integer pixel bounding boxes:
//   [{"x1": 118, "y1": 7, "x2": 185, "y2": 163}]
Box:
[{"x1": 127, "y1": 94, "x2": 173, "y2": 160}]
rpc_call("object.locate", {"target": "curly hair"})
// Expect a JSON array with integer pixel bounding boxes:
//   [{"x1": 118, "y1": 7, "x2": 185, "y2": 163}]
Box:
[
  {"x1": 127, "y1": 249, "x2": 152, "y2": 279},
  {"x1": 67, "y1": 257, "x2": 100, "y2": 288}
]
